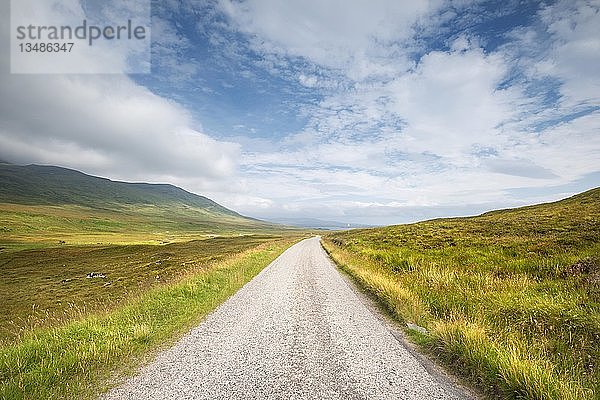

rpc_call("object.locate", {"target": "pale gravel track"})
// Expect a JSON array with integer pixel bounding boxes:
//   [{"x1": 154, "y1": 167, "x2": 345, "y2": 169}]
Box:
[{"x1": 103, "y1": 237, "x2": 473, "y2": 400}]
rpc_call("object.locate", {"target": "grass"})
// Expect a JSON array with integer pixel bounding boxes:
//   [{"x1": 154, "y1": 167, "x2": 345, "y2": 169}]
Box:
[
  {"x1": 0, "y1": 236, "x2": 300, "y2": 399},
  {"x1": 0, "y1": 201, "x2": 304, "y2": 344},
  {"x1": 0, "y1": 202, "x2": 292, "y2": 250},
  {"x1": 0, "y1": 234, "x2": 292, "y2": 344},
  {"x1": 322, "y1": 187, "x2": 600, "y2": 399}
]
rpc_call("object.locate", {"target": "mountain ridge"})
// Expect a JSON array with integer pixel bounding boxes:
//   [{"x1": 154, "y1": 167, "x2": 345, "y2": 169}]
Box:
[{"x1": 0, "y1": 163, "x2": 240, "y2": 217}]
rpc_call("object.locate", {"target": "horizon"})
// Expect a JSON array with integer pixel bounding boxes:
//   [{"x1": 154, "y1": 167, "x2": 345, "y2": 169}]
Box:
[
  {"x1": 1, "y1": 0, "x2": 599, "y2": 225},
  {"x1": 3, "y1": 161, "x2": 597, "y2": 228}
]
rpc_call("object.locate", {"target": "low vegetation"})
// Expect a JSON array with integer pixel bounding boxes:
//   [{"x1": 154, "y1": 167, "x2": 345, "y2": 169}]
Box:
[
  {"x1": 0, "y1": 236, "x2": 300, "y2": 399},
  {"x1": 0, "y1": 202, "x2": 283, "y2": 250},
  {"x1": 323, "y1": 188, "x2": 600, "y2": 399},
  {"x1": 0, "y1": 235, "x2": 290, "y2": 344}
]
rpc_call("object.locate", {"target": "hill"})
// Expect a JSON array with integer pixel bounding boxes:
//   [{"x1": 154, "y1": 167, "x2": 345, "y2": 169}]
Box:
[
  {"x1": 0, "y1": 164, "x2": 284, "y2": 248},
  {"x1": 0, "y1": 163, "x2": 239, "y2": 216},
  {"x1": 322, "y1": 187, "x2": 600, "y2": 399}
]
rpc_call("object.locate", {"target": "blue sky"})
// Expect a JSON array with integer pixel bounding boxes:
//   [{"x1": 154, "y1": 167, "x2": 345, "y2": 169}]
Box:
[{"x1": 1, "y1": 0, "x2": 599, "y2": 224}]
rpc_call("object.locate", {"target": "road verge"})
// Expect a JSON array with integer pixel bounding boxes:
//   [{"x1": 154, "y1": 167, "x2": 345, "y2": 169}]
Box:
[{"x1": 0, "y1": 237, "x2": 299, "y2": 399}]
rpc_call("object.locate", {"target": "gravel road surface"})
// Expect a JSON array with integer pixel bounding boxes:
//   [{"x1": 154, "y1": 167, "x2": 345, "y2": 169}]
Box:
[{"x1": 103, "y1": 237, "x2": 472, "y2": 399}]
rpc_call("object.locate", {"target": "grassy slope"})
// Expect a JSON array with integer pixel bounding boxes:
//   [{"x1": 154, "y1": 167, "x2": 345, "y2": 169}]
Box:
[
  {"x1": 0, "y1": 202, "x2": 285, "y2": 249},
  {"x1": 0, "y1": 164, "x2": 287, "y2": 249},
  {"x1": 0, "y1": 237, "x2": 300, "y2": 399},
  {"x1": 0, "y1": 164, "x2": 237, "y2": 214},
  {"x1": 323, "y1": 188, "x2": 600, "y2": 399}
]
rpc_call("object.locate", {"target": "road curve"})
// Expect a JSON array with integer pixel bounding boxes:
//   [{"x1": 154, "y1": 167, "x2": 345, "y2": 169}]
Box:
[{"x1": 103, "y1": 237, "x2": 471, "y2": 400}]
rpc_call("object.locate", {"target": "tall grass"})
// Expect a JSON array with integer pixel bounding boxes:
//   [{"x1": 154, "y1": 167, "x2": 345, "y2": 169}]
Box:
[
  {"x1": 0, "y1": 235, "x2": 289, "y2": 343},
  {"x1": 0, "y1": 238, "x2": 298, "y2": 399},
  {"x1": 323, "y1": 188, "x2": 600, "y2": 399}
]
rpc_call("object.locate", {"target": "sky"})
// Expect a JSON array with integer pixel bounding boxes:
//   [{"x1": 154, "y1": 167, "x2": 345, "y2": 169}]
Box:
[{"x1": 0, "y1": 0, "x2": 599, "y2": 225}]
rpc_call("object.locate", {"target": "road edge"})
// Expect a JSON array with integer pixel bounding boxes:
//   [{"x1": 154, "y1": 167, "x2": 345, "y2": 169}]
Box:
[{"x1": 317, "y1": 237, "x2": 482, "y2": 400}]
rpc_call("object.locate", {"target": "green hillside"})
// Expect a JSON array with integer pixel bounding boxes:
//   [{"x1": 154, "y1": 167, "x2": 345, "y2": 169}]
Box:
[
  {"x1": 0, "y1": 164, "x2": 285, "y2": 248},
  {"x1": 323, "y1": 188, "x2": 600, "y2": 399},
  {"x1": 332, "y1": 187, "x2": 599, "y2": 257},
  {"x1": 0, "y1": 163, "x2": 239, "y2": 215}
]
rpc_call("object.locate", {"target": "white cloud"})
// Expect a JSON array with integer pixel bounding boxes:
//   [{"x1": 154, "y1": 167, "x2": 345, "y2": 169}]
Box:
[
  {"x1": 518, "y1": 112, "x2": 600, "y2": 181},
  {"x1": 387, "y1": 44, "x2": 518, "y2": 159},
  {"x1": 219, "y1": 0, "x2": 439, "y2": 80},
  {"x1": 298, "y1": 74, "x2": 318, "y2": 88},
  {"x1": 539, "y1": 0, "x2": 600, "y2": 106},
  {"x1": 0, "y1": 0, "x2": 239, "y2": 192},
  {"x1": 0, "y1": 72, "x2": 240, "y2": 185}
]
